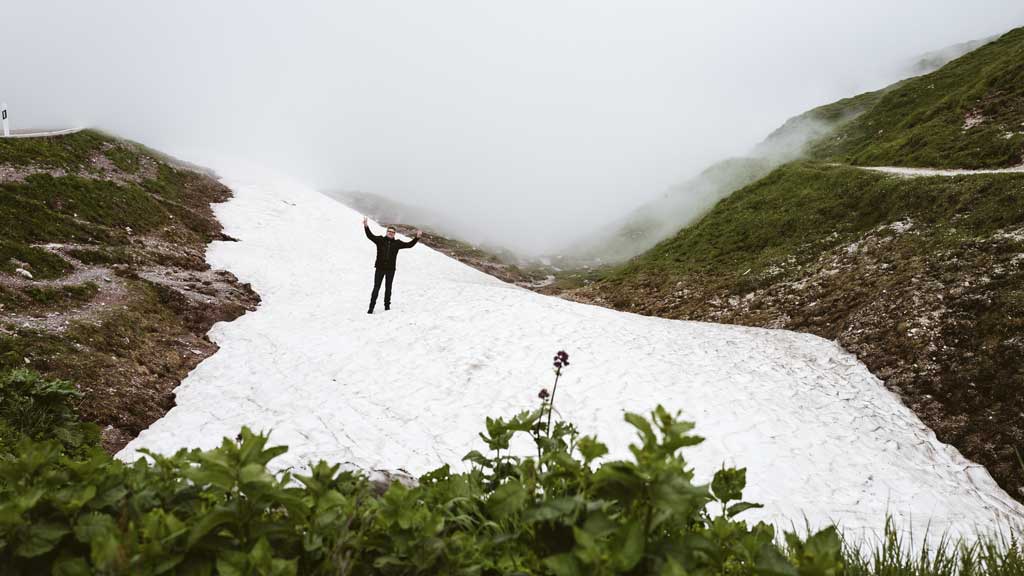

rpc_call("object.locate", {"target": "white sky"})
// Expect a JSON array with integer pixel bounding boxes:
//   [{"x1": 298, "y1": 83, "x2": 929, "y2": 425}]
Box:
[{"x1": 3, "y1": 1, "x2": 1024, "y2": 254}]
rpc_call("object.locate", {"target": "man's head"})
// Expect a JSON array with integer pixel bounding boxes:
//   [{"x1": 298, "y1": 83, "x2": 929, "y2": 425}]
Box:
[{"x1": 386, "y1": 227, "x2": 396, "y2": 238}]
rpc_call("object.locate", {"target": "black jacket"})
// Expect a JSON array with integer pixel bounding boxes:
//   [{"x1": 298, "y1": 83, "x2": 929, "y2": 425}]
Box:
[{"x1": 365, "y1": 226, "x2": 418, "y2": 270}]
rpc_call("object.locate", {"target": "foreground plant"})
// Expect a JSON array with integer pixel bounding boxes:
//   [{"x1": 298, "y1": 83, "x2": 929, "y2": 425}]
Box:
[
  {"x1": 1, "y1": 350, "x2": 1020, "y2": 574},
  {"x1": 0, "y1": 368, "x2": 99, "y2": 458},
  {"x1": 0, "y1": 401, "x2": 846, "y2": 575}
]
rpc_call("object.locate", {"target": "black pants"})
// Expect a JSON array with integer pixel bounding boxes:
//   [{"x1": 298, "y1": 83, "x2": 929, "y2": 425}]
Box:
[{"x1": 369, "y1": 268, "x2": 395, "y2": 310}]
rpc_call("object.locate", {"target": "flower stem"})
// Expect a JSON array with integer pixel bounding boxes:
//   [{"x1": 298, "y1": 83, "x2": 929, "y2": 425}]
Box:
[{"x1": 545, "y1": 369, "x2": 561, "y2": 437}]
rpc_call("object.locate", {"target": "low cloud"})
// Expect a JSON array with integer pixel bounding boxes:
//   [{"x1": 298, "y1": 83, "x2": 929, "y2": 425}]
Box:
[{"x1": 3, "y1": 1, "x2": 1022, "y2": 257}]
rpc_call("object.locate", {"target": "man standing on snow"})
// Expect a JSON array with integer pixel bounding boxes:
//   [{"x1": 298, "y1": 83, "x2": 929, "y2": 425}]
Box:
[{"x1": 363, "y1": 216, "x2": 422, "y2": 314}]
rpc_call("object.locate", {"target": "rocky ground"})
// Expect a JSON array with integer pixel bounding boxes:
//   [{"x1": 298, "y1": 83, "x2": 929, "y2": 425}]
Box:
[
  {"x1": 566, "y1": 216, "x2": 1024, "y2": 501},
  {"x1": 0, "y1": 132, "x2": 259, "y2": 452}
]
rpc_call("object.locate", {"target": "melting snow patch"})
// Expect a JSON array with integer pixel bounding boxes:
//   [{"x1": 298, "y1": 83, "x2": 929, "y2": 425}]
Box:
[{"x1": 119, "y1": 159, "x2": 1024, "y2": 546}]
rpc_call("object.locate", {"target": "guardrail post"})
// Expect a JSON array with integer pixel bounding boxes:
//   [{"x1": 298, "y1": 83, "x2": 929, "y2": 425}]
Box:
[{"x1": 1, "y1": 102, "x2": 9, "y2": 137}]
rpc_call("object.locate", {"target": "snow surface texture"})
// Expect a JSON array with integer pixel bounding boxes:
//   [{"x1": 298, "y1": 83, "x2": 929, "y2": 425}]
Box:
[{"x1": 119, "y1": 161, "x2": 1024, "y2": 543}]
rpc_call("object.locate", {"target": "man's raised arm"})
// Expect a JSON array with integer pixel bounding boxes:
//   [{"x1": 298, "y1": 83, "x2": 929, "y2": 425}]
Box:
[
  {"x1": 399, "y1": 229, "x2": 422, "y2": 248},
  {"x1": 363, "y1": 216, "x2": 379, "y2": 242}
]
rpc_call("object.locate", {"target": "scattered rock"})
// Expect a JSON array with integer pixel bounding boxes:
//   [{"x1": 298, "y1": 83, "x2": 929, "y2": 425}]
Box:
[{"x1": 368, "y1": 469, "x2": 418, "y2": 495}]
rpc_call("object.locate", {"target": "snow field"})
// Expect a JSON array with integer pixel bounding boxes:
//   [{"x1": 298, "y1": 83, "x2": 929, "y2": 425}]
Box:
[{"x1": 120, "y1": 161, "x2": 1024, "y2": 544}]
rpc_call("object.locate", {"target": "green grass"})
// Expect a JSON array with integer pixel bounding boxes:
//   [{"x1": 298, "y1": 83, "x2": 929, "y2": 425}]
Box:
[
  {"x1": 0, "y1": 130, "x2": 115, "y2": 170},
  {"x1": 808, "y1": 27, "x2": 1024, "y2": 169},
  {"x1": 841, "y1": 519, "x2": 1024, "y2": 576},
  {"x1": 0, "y1": 131, "x2": 222, "y2": 284},
  {"x1": 610, "y1": 162, "x2": 1024, "y2": 285},
  {"x1": 0, "y1": 282, "x2": 100, "y2": 315},
  {"x1": 3, "y1": 174, "x2": 168, "y2": 238},
  {"x1": 22, "y1": 282, "x2": 100, "y2": 308},
  {"x1": 103, "y1": 144, "x2": 141, "y2": 173},
  {"x1": 65, "y1": 246, "x2": 132, "y2": 265},
  {"x1": 0, "y1": 240, "x2": 72, "y2": 279}
]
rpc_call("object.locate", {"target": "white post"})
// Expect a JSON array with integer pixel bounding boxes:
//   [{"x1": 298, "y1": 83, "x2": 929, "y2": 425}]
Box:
[{"x1": 1, "y1": 102, "x2": 8, "y2": 137}]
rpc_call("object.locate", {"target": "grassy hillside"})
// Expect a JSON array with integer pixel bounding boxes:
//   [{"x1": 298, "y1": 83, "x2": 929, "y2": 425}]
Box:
[
  {"x1": 808, "y1": 27, "x2": 1024, "y2": 168},
  {"x1": 579, "y1": 162, "x2": 1024, "y2": 501},
  {"x1": 609, "y1": 162, "x2": 1024, "y2": 283},
  {"x1": 0, "y1": 130, "x2": 257, "y2": 454},
  {"x1": 567, "y1": 157, "x2": 777, "y2": 264},
  {"x1": 574, "y1": 28, "x2": 1024, "y2": 502}
]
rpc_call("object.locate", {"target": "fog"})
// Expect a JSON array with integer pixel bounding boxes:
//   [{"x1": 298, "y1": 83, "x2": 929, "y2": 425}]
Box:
[{"x1": 3, "y1": 1, "x2": 1023, "y2": 256}]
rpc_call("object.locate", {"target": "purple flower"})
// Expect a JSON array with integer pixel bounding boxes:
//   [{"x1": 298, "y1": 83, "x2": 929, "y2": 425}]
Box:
[
  {"x1": 554, "y1": 360, "x2": 562, "y2": 369},
  {"x1": 538, "y1": 388, "x2": 550, "y2": 400}
]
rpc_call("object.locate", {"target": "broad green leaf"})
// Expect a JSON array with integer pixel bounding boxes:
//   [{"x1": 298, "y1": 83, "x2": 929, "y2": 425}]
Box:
[
  {"x1": 185, "y1": 466, "x2": 236, "y2": 492},
  {"x1": 524, "y1": 496, "x2": 578, "y2": 524},
  {"x1": 90, "y1": 533, "x2": 123, "y2": 572},
  {"x1": 576, "y1": 435, "x2": 608, "y2": 463},
  {"x1": 216, "y1": 550, "x2": 249, "y2": 576},
  {"x1": 790, "y1": 526, "x2": 844, "y2": 574},
  {"x1": 462, "y1": 450, "x2": 491, "y2": 467},
  {"x1": 727, "y1": 501, "x2": 764, "y2": 518},
  {"x1": 15, "y1": 521, "x2": 70, "y2": 557},
  {"x1": 543, "y1": 553, "x2": 583, "y2": 576},
  {"x1": 74, "y1": 512, "x2": 117, "y2": 543},
  {"x1": 570, "y1": 526, "x2": 603, "y2": 564},
  {"x1": 271, "y1": 557, "x2": 299, "y2": 576},
  {"x1": 755, "y1": 542, "x2": 799, "y2": 576},
  {"x1": 487, "y1": 480, "x2": 527, "y2": 520},
  {"x1": 711, "y1": 467, "x2": 747, "y2": 503},
  {"x1": 52, "y1": 555, "x2": 91, "y2": 576},
  {"x1": 239, "y1": 463, "x2": 275, "y2": 487},
  {"x1": 624, "y1": 412, "x2": 656, "y2": 447},
  {"x1": 592, "y1": 461, "x2": 644, "y2": 503},
  {"x1": 154, "y1": 553, "x2": 186, "y2": 574},
  {"x1": 659, "y1": 558, "x2": 690, "y2": 576},
  {"x1": 250, "y1": 537, "x2": 273, "y2": 566},
  {"x1": 187, "y1": 507, "x2": 238, "y2": 547},
  {"x1": 612, "y1": 520, "x2": 645, "y2": 571}
]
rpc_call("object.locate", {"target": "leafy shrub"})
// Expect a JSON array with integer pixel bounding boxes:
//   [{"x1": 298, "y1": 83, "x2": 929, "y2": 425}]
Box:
[
  {"x1": 0, "y1": 369, "x2": 99, "y2": 457},
  {"x1": 0, "y1": 405, "x2": 845, "y2": 575}
]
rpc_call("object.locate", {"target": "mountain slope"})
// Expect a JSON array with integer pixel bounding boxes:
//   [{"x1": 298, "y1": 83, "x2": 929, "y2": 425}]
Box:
[
  {"x1": 119, "y1": 160, "x2": 1024, "y2": 543},
  {"x1": 565, "y1": 32, "x2": 1014, "y2": 266},
  {"x1": 575, "y1": 161, "x2": 1024, "y2": 496},
  {"x1": 808, "y1": 27, "x2": 1024, "y2": 168},
  {"x1": 0, "y1": 130, "x2": 257, "y2": 453},
  {"x1": 573, "y1": 28, "x2": 1024, "y2": 502}
]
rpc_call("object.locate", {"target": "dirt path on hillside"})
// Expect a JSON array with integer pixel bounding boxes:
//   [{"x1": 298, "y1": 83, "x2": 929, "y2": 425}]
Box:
[
  {"x1": 859, "y1": 164, "x2": 1024, "y2": 177},
  {"x1": 0, "y1": 248, "x2": 129, "y2": 333}
]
